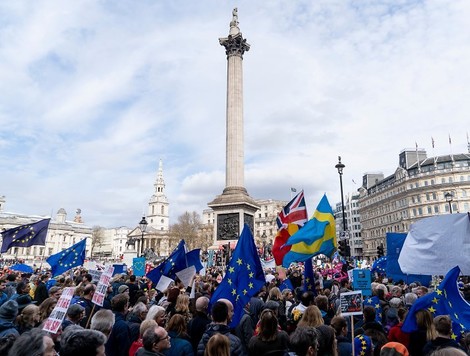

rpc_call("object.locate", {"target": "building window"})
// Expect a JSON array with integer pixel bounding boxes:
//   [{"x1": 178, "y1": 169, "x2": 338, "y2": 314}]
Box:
[
  {"x1": 161, "y1": 219, "x2": 164, "y2": 224},
  {"x1": 427, "y1": 206, "x2": 432, "y2": 214},
  {"x1": 449, "y1": 177, "x2": 453, "y2": 183},
  {"x1": 161, "y1": 206, "x2": 165, "y2": 214},
  {"x1": 431, "y1": 179, "x2": 435, "y2": 185},
  {"x1": 441, "y1": 178, "x2": 446, "y2": 184}
]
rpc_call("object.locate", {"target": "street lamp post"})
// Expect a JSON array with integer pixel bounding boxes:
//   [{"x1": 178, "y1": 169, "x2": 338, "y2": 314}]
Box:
[
  {"x1": 261, "y1": 232, "x2": 267, "y2": 260},
  {"x1": 335, "y1": 156, "x2": 348, "y2": 257},
  {"x1": 335, "y1": 156, "x2": 347, "y2": 232},
  {"x1": 139, "y1": 216, "x2": 148, "y2": 257},
  {"x1": 445, "y1": 192, "x2": 453, "y2": 214}
]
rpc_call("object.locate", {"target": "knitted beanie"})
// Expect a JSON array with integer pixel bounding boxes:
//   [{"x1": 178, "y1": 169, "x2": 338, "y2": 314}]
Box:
[{"x1": 0, "y1": 300, "x2": 19, "y2": 321}]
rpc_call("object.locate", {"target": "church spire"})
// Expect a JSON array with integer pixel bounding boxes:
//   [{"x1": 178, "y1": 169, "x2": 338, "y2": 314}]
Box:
[{"x1": 148, "y1": 159, "x2": 169, "y2": 231}]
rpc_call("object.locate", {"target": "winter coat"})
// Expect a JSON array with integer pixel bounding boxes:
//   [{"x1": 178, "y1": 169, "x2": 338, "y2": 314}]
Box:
[
  {"x1": 248, "y1": 331, "x2": 289, "y2": 356},
  {"x1": 422, "y1": 337, "x2": 465, "y2": 355},
  {"x1": 162, "y1": 330, "x2": 193, "y2": 356},
  {"x1": 106, "y1": 312, "x2": 132, "y2": 356},
  {"x1": 188, "y1": 311, "x2": 211, "y2": 353},
  {"x1": 0, "y1": 319, "x2": 19, "y2": 338},
  {"x1": 235, "y1": 311, "x2": 254, "y2": 354},
  {"x1": 197, "y1": 323, "x2": 245, "y2": 356},
  {"x1": 336, "y1": 335, "x2": 352, "y2": 356}
]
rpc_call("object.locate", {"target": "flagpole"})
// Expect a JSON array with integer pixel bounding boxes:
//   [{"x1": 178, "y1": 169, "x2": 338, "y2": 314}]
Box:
[
  {"x1": 351, "y1": 316, "x2": 355, "y2": 356},
  {"x1": 39, "y1": 245, "x2": 48, "y2": 271}
]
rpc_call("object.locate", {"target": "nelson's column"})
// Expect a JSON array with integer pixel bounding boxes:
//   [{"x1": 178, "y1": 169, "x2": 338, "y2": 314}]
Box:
[{"x1": 208, "y1": 8, "x2": 259, "y2": 243}]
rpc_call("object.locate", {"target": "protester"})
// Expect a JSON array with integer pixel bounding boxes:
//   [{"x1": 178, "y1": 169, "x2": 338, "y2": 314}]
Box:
[
  {"x1": 387, "y1": 308, "x2": 410, "y2": 348},
  {"x1": 422, "y1": 315, "x2": 465, "y2": 355},
  {"x1": 146, "y1": 305, "x2": 167, "y2": 327},
  {"x1": 0, "y1": 300, "x2": 19, "y2": 338},
  {"x1": 128, "y1": 302, "x2": 148, "y2": 342},
  {"x1": 380, "y1": 342, "x2": 409, "y2": 356},
  {"x1": 297, "y1": 305, "x2": 324, "y2": 328},
  {"x1": 62, "y1": 304, "x2": 85, "y2": 331},
  {"x1": 15, "y1": 304, "x2": 40, "y2": 334},
  {"x1": 129, "y1": 320, "x2": 158, "y2": 356},
  {"x1": 204, "y1": 334, "x2": 230, "y2": 356},
  {"x1": 105, "y1": 293, "x2": 133, "y2": 356},
  {"x1": 197, "y1": 301, "x2": 243, "y2": 356},
  {"x1": 34, "y1": 275, "x2": 50, "y2": 305},
  {"x1": 136, "y1": 325, "x2": 171, "y2": 356},
  {"x1": 315, "y1": 325, "x2": 337, "y2": 356},
  {"x1": 0, "y1": 280, "x2": 8, "y2": 307},
  {"x1": 188, "y1": 297, "x2": 211, "y2": 353},
  {"x1": 77, "y1": 284, "x2": 97, "y2": 328},
  {"x1": 60, "y1": 328, "x2": 107, "y2": 356},
  {"x1": 289, "y1": 326, "x2": 319, "y2": 356},
  {"x1": 164, "y1": 314, "x2": 193, "y2": 356},
  {"x1": 38, "y1": 298, "x2": 57, "y2": 323},
  {"x1": 408, "y1": 309, "x2": 437, "y2": 356},
  {"x1": 7, "y1": 328, "x2": 56, "y2": 356},
  {"x1": 90, "y1": 309, "x2": 115, "y2": 339},
  {"x1": 248, "y1": 309, "x2": 289, "y2": 356},
  {"x1": 330, "y1": 315, "x2": 352, "y2": 356}
]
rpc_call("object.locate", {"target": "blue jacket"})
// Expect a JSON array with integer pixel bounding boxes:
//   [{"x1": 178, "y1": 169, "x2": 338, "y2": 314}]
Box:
[
  {"x1": 163, "y1": 331, "x2": 194, "y2": 356},
  {"x1": 105, "y1": 312, "x2": 132, "y2": 356},
  {"x1": 0, "y1": 319, "x2": 19, "y2": 338}
]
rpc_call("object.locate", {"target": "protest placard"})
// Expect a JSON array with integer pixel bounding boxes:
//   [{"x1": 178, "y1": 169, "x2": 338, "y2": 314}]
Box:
[
  {"x1": 92, "y1": 265, "x2": 114, "y2": 307},
  {"x1": 340, "y1": 290, "x2": 363, "y2": 316},
  {"x1": 43, "y1": 287, "x2": 75, "y2": 334},
  {"x1": 88, "y1": 269, "x2": 103, "y2": 283}
]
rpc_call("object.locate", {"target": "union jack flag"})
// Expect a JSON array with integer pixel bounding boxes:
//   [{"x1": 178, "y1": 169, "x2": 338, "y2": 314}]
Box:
[
  {"x1": 276, "y1": 190, "x2": 308, "y2": 230},
  {"x1": 273, "y1": 191, "x2": 308, "y2": 265}
]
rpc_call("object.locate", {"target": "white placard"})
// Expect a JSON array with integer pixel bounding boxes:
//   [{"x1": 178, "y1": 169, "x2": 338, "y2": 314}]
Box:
[
  {"x1": 175, "y1": 266, "x2": 196, "y2": 287},
  {"x1": 92, "y1": 265, "x2": 114, "y2": 307},
  {"x1": 43, "y1": 287, "x2": 75, "y2": 334},
  {"x1": 156, "y1": 275, "x2": 174, "y2": 292},
  {"x1": 88, "y1": 269, "x2": 103, "y2": 283}
]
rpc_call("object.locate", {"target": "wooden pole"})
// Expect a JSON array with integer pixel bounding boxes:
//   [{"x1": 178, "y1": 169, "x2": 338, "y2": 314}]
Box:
[
  {"x1": 85, "y1": 303, "x2": 96, "y2": 329},
  {"x1": 351, "y1": 315, "x2": 355, "y2": 356}
]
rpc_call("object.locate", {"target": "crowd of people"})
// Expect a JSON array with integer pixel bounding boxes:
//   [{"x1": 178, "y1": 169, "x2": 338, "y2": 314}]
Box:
[{"x1": 0, "y1": 261, "x2": 469, "y2": 356}]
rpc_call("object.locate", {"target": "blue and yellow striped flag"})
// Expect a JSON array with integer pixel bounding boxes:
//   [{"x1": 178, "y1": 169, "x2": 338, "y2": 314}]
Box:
[{"x1": 282, "y1": 194, "x2": 336, "y2": 267}]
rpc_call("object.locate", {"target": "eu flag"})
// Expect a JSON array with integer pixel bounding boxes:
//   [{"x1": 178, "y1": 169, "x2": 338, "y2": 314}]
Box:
[
  {"x1": 210, "y1": 224, "x2": 266, "y2": 327},
  {"x1": 147, "y1": 240, "x2": 187, "y2": 284},
  {"x1": 1, "y1": 218, "x2": 50, "y2": 253},
  {"x1": 371, "y1": 256, "x2": 387, "y2": 275},
  {"x1": 279, "y1": 278, "x2": 294, "y2": 292},
  {"x1": 133, "y1": 257, "x2": 146, "y2": 277},
  {"x1": 186, "y1": 249, "x2": 204, "y2": 272},
  {"x1": 283, "y1": 194, "x2": 336, "y2": 267},
  {"x1": 363, "y1": 295, "x2": 383, "y2": 323},
  {"x1": 303, "y1": 257, "x2": 316, "y2": 294},
  {"x1": 402, "y1": 266, "x2": 470, "y2": 340},
  {"x1": 46, "y1": 239, "x2": 87, "y2": 277}
]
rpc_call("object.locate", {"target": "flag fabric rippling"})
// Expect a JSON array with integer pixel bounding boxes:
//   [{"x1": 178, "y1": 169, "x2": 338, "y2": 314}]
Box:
[
  {"x1": 272, "y1": 191, "x2": 308, "y2": 266},
  {"x1": 402, "y1": 265, "x2": 470, "y2": 340},
  {"x1": 303, "y1": 257, "x2": 316, "y2": 294},
  {"x1": 371, "y1": 256, "x2": 387, "y2": 275},
  {"x1": 210, "y1": 224, "x2": 266, "y2": 327},
  {"x1": 363, "y1": 295, "x2": 383, "y2": 323},
  {"x1": 46, "y1": 239, "x2": 87, "y2": 277},
  {"x1": 282, "y1": 194, "x2": 336, "y2": 267},
  {"x1": 146, "y1": 240, "x2": 187, "y2": 284},
  {"x1": 1, "y1": 219, "x2": 50, "y2": 253}
]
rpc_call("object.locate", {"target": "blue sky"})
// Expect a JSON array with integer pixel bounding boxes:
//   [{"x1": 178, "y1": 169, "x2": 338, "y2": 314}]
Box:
[{"x1": 1, "y1": 1, "x2": 469, "y2": 228}]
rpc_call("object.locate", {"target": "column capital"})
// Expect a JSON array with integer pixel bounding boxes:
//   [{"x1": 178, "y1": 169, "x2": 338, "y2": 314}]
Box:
[{"x1": 219, "y1": 33, "x2": 250, "y2": 59}]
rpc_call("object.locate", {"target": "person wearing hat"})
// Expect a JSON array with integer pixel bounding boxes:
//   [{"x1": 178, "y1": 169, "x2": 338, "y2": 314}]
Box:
[
  {"x1": 0, "y1": 300, "x2": 19, "y2": 337},
  {"x1": 16, "y1": 293, "x2": 37, "y2": 312},
  {"x1": 62, "y1": 304, "x2": 86, "y2": 331},
  {"x1": 381, "y1": 342, "x2": 409, "y2": 356},
  {"x1": 118, "y1": 284, "x2": 130, "y2": 295}
]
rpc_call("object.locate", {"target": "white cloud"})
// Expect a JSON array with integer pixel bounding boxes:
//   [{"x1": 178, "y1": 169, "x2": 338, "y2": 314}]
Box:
[{"x1": 1, "y1": 1, "x2": 470, "y2": 228}]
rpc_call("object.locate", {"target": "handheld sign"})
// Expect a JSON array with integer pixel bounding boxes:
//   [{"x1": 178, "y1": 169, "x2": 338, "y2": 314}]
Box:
[
  {"x1": 340, "y1": 290, "x2": 363, "y2": 316},
  {"x1": 352, "y1": 269, "x2": 372, "y2": 296},
  {"x1": 43, "y1": 287, "x2": 75, "y2": 334},
  {"x1": 92, "y1": 265, "x2": 114, "y2": 307}
]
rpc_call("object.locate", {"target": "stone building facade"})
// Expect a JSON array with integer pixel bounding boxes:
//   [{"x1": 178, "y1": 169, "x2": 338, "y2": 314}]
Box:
[
  {"x1": 358, "y1": 149, "x2": 470, "y2": 260},
  {"x1": 0, "y1": 205, "x2": 92, "y2": 265}
]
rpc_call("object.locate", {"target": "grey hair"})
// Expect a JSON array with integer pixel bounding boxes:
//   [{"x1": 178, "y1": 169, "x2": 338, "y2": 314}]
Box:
[
  {"x1": 133, "y1": 302, "x2": 147, "y2": 315},
  {"x1": 60, "y1": 329, "x2": 107, "y2": 356},
  {"x1": 90, "y1": 309, "x2": 115, "y2": 337},
  {"x1": 146, "y1": 305, "x2": 165, "y2": 321},
  {"x1": 289, "y1": 326, "x2": 319, "y2": 356},
  {"x1": 7, "y1": 328, "x2": 46, "y2": 356}
]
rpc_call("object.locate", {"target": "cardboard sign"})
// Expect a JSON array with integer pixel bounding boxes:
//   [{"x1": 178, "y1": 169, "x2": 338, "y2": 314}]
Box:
[
  {"x1": 88, "y1": 269, "x2": 103, "y2": 283},
  {"x1": 92, "y1": 265, "x2": 114, "y2": 307},
  {"x1": 352, "y1": 269, "x2": 372, "y2": 296},
  {"x1": 340, "y1": 290, "x2": 363, "y2": 316},
  {"x1": 43, "y1": 287, "x2": 75, "y2": 334}
]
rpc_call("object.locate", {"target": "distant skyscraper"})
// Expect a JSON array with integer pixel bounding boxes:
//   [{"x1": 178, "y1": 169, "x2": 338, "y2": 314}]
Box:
[{"x1": 208, "y1": 8, "x2": 259, "y2": 242}]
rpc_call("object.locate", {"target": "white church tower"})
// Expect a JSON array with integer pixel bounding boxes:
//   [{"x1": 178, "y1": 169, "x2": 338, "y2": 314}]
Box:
[{"x1": 147, "y1": 159, "x2": 169, "y2": 231}]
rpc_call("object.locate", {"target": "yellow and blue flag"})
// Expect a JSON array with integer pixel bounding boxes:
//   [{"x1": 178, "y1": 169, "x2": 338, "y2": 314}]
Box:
[
  {"x1": 282, "y1": 194, "x2": 336, "y2": 267},
  {"x1": 210, "y1": 224, "x2": 266, "y2": 327},
  {"x1": 402, "y1": 265, "x2": 470, "y2": 339},
  {"x1": 46, "y1": 239, "x2": 87, "y2": 277},
  {"x1": 1, "y1": 218, "x2": 50, "y2": 253}
]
